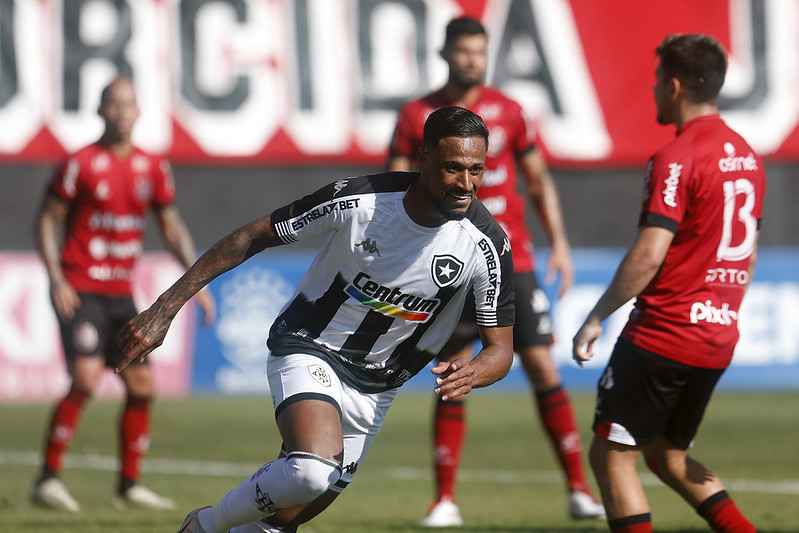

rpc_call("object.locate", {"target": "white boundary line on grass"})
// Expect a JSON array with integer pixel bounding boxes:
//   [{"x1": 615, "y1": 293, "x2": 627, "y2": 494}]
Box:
[{"x1": 2, "y1": 449, "x2": 798, "y2": 495}]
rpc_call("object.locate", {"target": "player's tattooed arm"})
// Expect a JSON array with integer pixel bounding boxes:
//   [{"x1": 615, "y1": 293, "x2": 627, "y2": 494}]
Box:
[
  {"x1": 116, "y1": 213, "x2": 282, "y2": 371},
  {"x1": 433, "y1": 325, "x2": 513, "y2": 401},
  {"x1": 572, "y1": 226, "x2": 674, "y2": 365},
  {"x1": 35, "y1": 194, "x2": 80, "y2": 319},
  {"x1": 519, "y1": 149, "x2": 574, "y2": 296},
  {"x1": 154, "y1": 205, "x2": 216, "y2": 324}
]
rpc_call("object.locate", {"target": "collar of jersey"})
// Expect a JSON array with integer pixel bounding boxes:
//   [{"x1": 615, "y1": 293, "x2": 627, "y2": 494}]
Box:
[
  {"x1": 678, "y1": 113, "x2": 721, "y2": 135},
  {"x1": 397, "y1": 194, "x2": 452, "y2": 234}
]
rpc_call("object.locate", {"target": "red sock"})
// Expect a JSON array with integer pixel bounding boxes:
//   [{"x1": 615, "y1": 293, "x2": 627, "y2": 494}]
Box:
[
  {"x1": 608, "y1": 513, "x2": 653, "y2": 532},
  {"x1": 119, "y1": 395, "x2": 151, "y2": 487},
  {"x1": 433, "y1": 398, "x2": 465, "y2": 502},
  {"x1": 535, "y1": 385, "x2": 592, "y2": 494},
  {"x1": 697, "y1": 490, "x2": 756, "y2": 532},
  {"x1": 43, "y1": 388, "x2": 89, "y2": 475}
]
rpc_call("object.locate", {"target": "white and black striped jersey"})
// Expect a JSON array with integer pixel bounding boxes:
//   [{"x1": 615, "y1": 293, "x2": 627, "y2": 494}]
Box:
[{"x1": 267, "y1": 172, "x2": 514, "y2": 393}]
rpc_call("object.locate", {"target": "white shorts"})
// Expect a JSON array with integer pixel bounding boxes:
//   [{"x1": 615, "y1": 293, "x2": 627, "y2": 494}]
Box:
[{"x1": 266, "y1": 353, "x2": 398, "y2": 490}]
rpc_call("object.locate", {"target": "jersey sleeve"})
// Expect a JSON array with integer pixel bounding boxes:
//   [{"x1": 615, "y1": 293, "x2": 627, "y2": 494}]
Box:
[
  {"x1": 48, "y1": 158, "x2": 81, "y2": 202},
  {"x1": 510, "y1": 102, "x2": 536, "y2": 156},
  {"x1": 639, "y1": 148, "x2": 693, "y2": 233},
  {"x1": 270, "y1": 180, "x2": 360, "y2": 245},
  {"x1": 151, "y1": 158, "x2": 176, "y2": 208},
  {"x1": 388, "y1": 103, "x2": 420, "y2": 159},
  {"x1": 472, "y1": 227, "x2": 515, "y2": 328}
]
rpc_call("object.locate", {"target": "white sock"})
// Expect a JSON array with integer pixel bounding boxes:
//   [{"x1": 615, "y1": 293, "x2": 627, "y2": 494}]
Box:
[{"x1": 198, "y1": 453, "x2": 340, "y2": 532}]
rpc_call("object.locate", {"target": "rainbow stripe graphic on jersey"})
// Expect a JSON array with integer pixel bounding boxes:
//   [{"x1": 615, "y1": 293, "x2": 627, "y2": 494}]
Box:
[{"x1": 346, "y1": 272, "x2": 440, "y2": 322}]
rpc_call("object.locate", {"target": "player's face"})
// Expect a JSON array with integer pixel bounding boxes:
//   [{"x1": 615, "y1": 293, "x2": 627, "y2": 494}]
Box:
[
  {"x1": 99, "y1": 80, "x2": 140, "y2": 139},
  {"x1": 654, "y1": 65, "x2": 675, "y2": 125},
  {"x1": 444, "y1": 34, "x2": 488, "y2": 88},
  {"x1": 420, "y1": 135, "x2": 486, "y2": 220}
]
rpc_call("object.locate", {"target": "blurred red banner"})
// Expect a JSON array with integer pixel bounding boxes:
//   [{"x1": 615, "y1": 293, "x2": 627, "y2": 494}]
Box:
[{"x1": 0, "y1": 0, "x2": 797, "y2": 167}]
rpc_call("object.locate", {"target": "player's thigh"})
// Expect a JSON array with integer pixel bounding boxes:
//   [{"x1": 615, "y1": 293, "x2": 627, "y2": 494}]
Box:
[
  {"x1": 519, "y1": 346, "x2": 560, "y2": 390},
  {"x1": 512, "y1": 272, "x2": 554, "y2": 352},
  {"x1": 268, "y1": 354, "x2": 344, "y2": 460},
  {"x1": 664, "y1": 366, "x2": 724, "y2": 449},
  {"x1": 58, "y1": 293, "x2": 110, "y2": 390},
  {"x1": 335, "y1": 384, "x2": 398, "y2": 491},
  {"x1": 592, "y1": 339, "x2": 685, "y2": 447},
  {"x1": 71, "y1": 355, "x2": 106, "y2": 393},
  {"x1": 589, "y1": 435, "x2": 641, "y2": 475}
]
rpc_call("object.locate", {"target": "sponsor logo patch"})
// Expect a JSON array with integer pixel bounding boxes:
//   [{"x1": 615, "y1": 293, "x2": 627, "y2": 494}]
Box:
[
  {"x1": 431, "y1": 254, "x2": 464, "y2": 288},
  {"x1": 135, "y1": 177, "x2": 152, "y2": 203},
  {"x1": 662, "y1": 162, "x2": 681, "y2": 208},
  {"x1": 719, "y1": 142, "x2": 757, "y2": 173},
  {"x1": 346, "y1": 272, "x2": 439, "y2": 322},
  {"x1": 308, "y1": 364, "x2": 332, "y2": 387},
  {"x1": 478, "y1": 239, "x2": 499, "y2": 307},
  {"x1": 74, "y1": 321, "x2": 99, "y2": 354},
  {"x1": 291, "y1": 198, "x2": 360, "y2": 231},
  {"x1": 355, "y1": 238, "x2": 380, "y2": 256},
  {"x1": 132, "y1": 155, "x2": 150, "y2": 173},
  {"x1": 254, "y1": 482, "x2": 276, "y2": 514},
  {"x1": 92, "y1": 153, "x2": 110, "y2": 172},
  {"x1": 689, "y1": 300, "x2": 738, "y2": 326},
  {"x1": 501, "y1": 238, "x2": 511, "y2": 256},
  {"x1": 332, "y1": 179, "x2": 349, "y2": 196},
  {"x1": 95, "y1": 180, "x2": 110, "y2": 201}
]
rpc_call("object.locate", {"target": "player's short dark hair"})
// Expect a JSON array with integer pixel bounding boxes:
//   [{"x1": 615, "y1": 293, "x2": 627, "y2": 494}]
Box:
[
  {"x1": 422, "y1": 106, "x2": 489, "y2": 151},
  {"x1": 656, "y1": 34, "x2": 727, "y2": 103},
  {"x1": 99, "y1": 76, "x2": 134, "y2": 107},
  {"x1": 443, "y1": 16, "x2": 487, "y2": 50}
]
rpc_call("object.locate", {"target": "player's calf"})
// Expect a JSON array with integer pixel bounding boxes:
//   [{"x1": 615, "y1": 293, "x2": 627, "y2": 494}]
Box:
[
  {"x1": 696, "y1": 490, "x2": 756, "y2": 533},
  {"x1": 198, "y1": 452, "x2": 342, "y2": 532}
]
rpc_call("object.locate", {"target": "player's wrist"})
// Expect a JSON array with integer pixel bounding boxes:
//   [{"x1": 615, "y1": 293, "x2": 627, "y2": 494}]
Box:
[
  {"x1": 585, "y1": 311, "x2": 603, "y2": 326},
  {"x1": 155, "y1": 291, "x2": 182, "y2": 319},
  {"x1": 551, "y1": 238, "x2": 571, "y2": 254},
  {"x1": 49, "y1": 275, "x2": 68, "y2": 288}
]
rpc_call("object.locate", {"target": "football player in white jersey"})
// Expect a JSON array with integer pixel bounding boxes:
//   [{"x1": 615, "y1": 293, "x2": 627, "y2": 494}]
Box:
[{"x1": 116, "y1": 107, "x2": 515, "y2": 533}]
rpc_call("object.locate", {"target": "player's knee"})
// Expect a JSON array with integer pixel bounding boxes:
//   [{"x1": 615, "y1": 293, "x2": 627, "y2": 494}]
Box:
[
  {"x1": 285, "y1": 452, "x2": 341, "y2": 500},
  {"x1": 645, "y1": 447, "x2": 684, "y2": 483}
]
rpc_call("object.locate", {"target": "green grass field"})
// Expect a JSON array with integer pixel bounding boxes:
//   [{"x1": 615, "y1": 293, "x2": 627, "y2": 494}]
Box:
[{"x1": 1, "y1": 392, "x2": 797, "y2": 532}]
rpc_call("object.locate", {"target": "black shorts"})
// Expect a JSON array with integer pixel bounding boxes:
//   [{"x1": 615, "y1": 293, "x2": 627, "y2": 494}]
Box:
[
  {"x1": 439, "y1": 271, "x2": 553, "y2": 359},
  {"x1": 592, "y1": 338, "x2": 724, "y2": 449},
  {"x1": 57, "y1": 292, "x2": 143, "y2": 369}
]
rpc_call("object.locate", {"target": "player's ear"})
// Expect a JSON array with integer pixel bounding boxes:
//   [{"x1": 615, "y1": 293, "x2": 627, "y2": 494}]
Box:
[{"x1": 669, "y1": 77, "x2": 682, "y2": 101}]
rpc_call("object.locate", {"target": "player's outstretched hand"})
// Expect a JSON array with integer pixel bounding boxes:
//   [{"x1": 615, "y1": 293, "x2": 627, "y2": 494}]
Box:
[
  {"x1": 50, "y1": 280, "x2": 81, "y2": 320},
  {"x1": 195, "y1": 288, "x2": 216, "y2": 325},
  {"x1": 115, "y1": 305, "x2": 173, "y2": 373},
  {"x1": 572, "y1": 316, "x2": 602, "y2": 367},
  {"x1": 432, "y1": 358, "x2": 476, "y2": 401}
]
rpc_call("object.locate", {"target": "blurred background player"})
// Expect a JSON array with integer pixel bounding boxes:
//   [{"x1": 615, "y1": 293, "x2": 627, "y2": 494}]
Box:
[
  {"x1": 573, "y1": 34, "x2": 763, "y2": 533},
  {"x1": 388, "y1": 17, "x2": 604, "y2": 526},
  {"x1": 31, "y1": 77, "x2": 215, "y2": 512}
]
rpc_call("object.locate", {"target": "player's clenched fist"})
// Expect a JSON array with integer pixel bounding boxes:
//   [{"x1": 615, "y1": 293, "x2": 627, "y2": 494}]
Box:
[
  {"x1": 116, "y1": 304, "x2": 173, "y2": 373},
  {"x1": 572, "y1": 316, "x2": 602, "y2": 367},
  {"x1": 432, "y1": 358, "x2": 477, "y2": 401}
]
